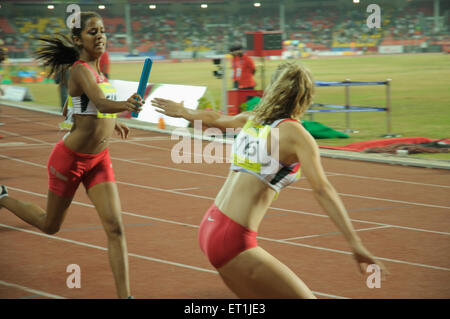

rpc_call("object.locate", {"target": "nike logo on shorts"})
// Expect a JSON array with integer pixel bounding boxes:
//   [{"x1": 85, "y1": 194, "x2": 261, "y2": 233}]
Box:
[{"x1": 207, "y1": 216, "x2": 214, "y2": 222}]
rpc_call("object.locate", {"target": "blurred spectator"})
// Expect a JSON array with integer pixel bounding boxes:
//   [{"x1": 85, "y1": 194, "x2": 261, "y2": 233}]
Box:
[
  {"x1": 229, "y1": 44, "x2": 256, "y2": 90},
  {"x1": 99, "y1": 51, "x2": 110, "y2": 79},
  {"x1": 2, "y1": 2, "x2": 449, "y2": 57}
]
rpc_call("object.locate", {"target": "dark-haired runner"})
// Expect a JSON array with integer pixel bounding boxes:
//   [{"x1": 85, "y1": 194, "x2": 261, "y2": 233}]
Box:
[{"x1": 0, "y1": 12, "x2": 142, "y2": 299}]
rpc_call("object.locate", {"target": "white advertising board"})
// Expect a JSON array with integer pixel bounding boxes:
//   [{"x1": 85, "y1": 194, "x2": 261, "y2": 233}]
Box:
[
  {"x1": 378, "y1": 45, "x2": 404, "y2": 54},
  {"x1": 0, "y1": 86, "x2": 33, "y2": 102},
  {"x1": 110, "y1": 80, "x2": 206, "y2": 128}
]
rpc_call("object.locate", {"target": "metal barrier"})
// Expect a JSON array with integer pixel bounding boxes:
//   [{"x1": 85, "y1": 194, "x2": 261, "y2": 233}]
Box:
[{"x1": 309, "y1": 79, "x2": 396, "y2": 137}]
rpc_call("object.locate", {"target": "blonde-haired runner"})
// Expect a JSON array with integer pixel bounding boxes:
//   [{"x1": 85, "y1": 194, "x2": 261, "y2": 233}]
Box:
[{"x1": 151, "y1": 62, "x2": 387, "y2": 298}]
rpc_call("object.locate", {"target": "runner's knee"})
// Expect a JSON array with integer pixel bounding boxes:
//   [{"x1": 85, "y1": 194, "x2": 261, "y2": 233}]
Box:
[{"x1": 104, "y1": 220, "x2": 124, "y2": 238}]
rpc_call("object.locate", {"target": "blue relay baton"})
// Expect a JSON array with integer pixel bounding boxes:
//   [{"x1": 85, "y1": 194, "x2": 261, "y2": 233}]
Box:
[{"x1": 131, "y1": 57, "x2": 153, "y2": 118}]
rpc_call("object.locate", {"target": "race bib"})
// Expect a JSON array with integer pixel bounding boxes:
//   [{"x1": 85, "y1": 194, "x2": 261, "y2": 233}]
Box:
[
  {"x1": 231, "y1": 120, "x2": 278, "y2": 174},
  {"x1": 97, "y1": 82, "x2": 118, "y2": 119}
]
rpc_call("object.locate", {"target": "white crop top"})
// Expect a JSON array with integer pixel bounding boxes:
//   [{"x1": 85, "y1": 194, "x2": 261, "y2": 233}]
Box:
[
  {"x1": 68, "y1": 60, "x2": 118, "y2": 119},
  {"x1": 230, "y1": 118, "x2": 301, "y2": 193}
]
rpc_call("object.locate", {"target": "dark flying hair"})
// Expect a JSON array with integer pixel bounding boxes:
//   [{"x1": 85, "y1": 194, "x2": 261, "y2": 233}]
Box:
[{"x1": 33, "y1": 11, "x2": 102, "y2": 82}]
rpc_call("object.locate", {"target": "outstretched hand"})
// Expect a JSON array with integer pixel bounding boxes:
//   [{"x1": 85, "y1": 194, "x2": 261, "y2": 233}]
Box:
[
  {"x1": 351, "y1": 242, "x2": 389, "y2": 280},
  {"x1": 151, "y1": 98, "x2": 185, "y2": 118}
]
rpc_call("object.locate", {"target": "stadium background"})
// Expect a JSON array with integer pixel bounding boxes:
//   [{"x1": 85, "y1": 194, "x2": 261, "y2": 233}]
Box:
[
  {"x1": 2, "y1": 0, "x2": 449, "y2": 58},
  {"x1": 0, "y1": 0, "x2": 450, "y2": 302},
  {"x1": 0, "y1": 0, "x2": 449, "y2": 158}
]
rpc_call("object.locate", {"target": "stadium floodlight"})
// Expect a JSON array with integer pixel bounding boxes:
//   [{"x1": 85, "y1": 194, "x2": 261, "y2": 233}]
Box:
[
  {"x1": 47, "y1": 5, "x2": 55, "y2": 10},
  {"x1": 98, "y1": 5, "x2": 105, "y2": 10},
  {"x1": 254, "y1": 2, "x2": 261, "y2": 7},
  {"x1": 353, "y1": 0, "x2": 360, "y2": 3},
  {"x1": 149, "y1": 5, "x2": 156, "y2": 10},
  {"x1": 201, "y1": 4, "x2": 208, "y2": 9}
]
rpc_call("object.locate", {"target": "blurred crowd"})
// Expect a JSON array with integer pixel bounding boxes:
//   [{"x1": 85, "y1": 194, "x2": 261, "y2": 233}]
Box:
[{"x1": 0, "y1": 3, "x2": 448, "y2": 58}]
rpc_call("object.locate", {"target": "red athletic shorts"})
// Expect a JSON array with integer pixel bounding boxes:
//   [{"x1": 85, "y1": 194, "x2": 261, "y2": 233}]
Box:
[
  {"x1": 47, "y1": 140, "x2": 115, "y2": 198},
  {"x1": 198, "y1": 204, "x2": 258, "y2": 268}
]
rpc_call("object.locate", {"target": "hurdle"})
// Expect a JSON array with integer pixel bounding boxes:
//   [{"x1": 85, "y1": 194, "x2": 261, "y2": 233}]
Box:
[{"x1": 308, "y1": 79, "x2": 396, "y2": 137}]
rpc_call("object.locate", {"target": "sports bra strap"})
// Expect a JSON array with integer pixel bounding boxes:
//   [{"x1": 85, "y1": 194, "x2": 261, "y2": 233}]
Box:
[
  {"x1": 73, "y1": 60, "x2": 104, "y2": 83},
  {"x1": 270, "y1": 118, "x2": 298, "y2": 128}
]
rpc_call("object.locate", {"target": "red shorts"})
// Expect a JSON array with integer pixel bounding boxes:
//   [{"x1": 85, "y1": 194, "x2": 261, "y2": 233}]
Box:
[
  {"x1": 198, "y1": 204, "x2": 258, "y2": 268},
  {"x1": 47, "y1": 140, "x2": 115, "y2": 198}
]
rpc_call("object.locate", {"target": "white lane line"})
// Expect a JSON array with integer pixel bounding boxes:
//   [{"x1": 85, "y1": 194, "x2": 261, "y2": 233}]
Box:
[
  {"x1": 269, "y1": 206, "x2": 450, "y2": 236},
  {"x1": 3, "y1": 186, "x2": 200, "y2": 229},
  {"x1": 282, "y1": 225, "x2": 392, "y2": 241},
  {"x1": 112, "y1": 157, "x2": 227, "y2": 179},
  {"x1": 87, "y1": 156, "x2": 450, "y2": 209},
  {"x1": 0, "y1": 142, "x2": 27, "y2": 146},
  {"x1": 0, "y1": 223, "x2": 217, "y2": 274},
  {"x1": 0, "y1": 145, "x2": 50, "y2": 151},
  {"x1": 3, "y1": 186, "x2": 450, "y2": 272},
  {"x1": 0, "y1": 129, "x2": 53, "y2": 145},
  {"x1": 327, "y1": 172, "x2": 450, "y2": 189},
  {"x1": 2, "y1": 123, "x2": 448, "y2": 188},
  {"x1": 258, "y1": 236, "x2": 450, "y2": 272},
  {"x1": 0, "y1": 154, "x2": 47, "y2": 169},
  {"x1": 0, "y1": 280, "x2": 66, "y2": 299},
  {"x1": 119, "y1": 140, "x2": 173, "y2": 152},
  {"x1": 122, "y1": 139, "x2": 450, "y2": 188},
  {"x1": 2, "y1": 152, "x2": 449, "y2": 236},
  {"x1": 130, "y1": 136, "x2": 172, "y2": 141},
  {"x1": 168, "y1": 187, "x2": 200, "y2": 192},
  {"x1": 117, "y1": 183, "x2": 450, "y2": 236},
  {"x1": 312, "y1": 292, "x2": 349, "y2": 299},
  {"x1": 0, "y1": 114, "x2": 61, "y2": 129},
  {"x1": 116, "y1": 181, "x2": 213, "y2": 201},
  {"x1": 6, "y1": 148, "x2": 447, "y2": 211},
  {"x1": 0, "y1": 223, "x2": 348, "y2": 299},
  {"x1": 1, "y1": 126, "x2": 448, "y2": 189},
  {"x1": 289, "y1": 186, "x2": 450, "y2": 210}
]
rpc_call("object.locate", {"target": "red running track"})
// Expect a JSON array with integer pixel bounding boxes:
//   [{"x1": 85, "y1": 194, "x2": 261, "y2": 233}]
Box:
[{"x1": 0, "y1": 105, "x2": 449, "y2": 299}]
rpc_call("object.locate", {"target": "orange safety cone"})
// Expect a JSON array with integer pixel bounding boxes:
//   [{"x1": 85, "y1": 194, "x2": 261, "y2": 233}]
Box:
[{"x1": 158, "y1": 117, "x2": 165, "y2": 129}]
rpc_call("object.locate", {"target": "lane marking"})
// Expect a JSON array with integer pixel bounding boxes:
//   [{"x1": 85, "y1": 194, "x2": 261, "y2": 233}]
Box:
[
  {"x1": 0, "y1": 223, "x2": 216, "y2": 274},
  {"x1": 168, "y1": 187, "x2": 200, "y2": 192},
  {"x1": 289, "y1": 186, "x2": 450, "y2": 210},
  {"x1": 268, "y1": 206, "x2": 450, "y2": 236},
  {"x1": 282, "y1": 225, "x2": 392, "y2": 241},
  {"x1": 2, "y1": 156, "x2": 449, "y2": 236},
  {"x1": 0, "y1": 223, "x2": 349, "y2": 299},
  {"x1": 0, "y1": 280, "x2": 66, "y2": 299},
  {"x1": 2, "y1": 150, "x2": 448, "y2": 210},
  {"x1": 0, "y1": 142, "x2": 27, "y2": 146},
  {"x1": 257, "y1": 236, "x2": 450, "y2": 272},
  {"x1": 0, "y1": 129, "x2": 53, "y2": 145},
  {"x1": 328, "y1": 172, "x2": 450, "y2": 189},
  {"x1": 60, "y1": 222, "x2": 155, "y2": 232},
  {"x1": 3, "y1": 186, "x2": 450, "y2": 272},
  {"x1": 347, "y1": 206, "x2": 410, "y2": 213},
  {"x1": 1, "y1": 124, "x2": 448, "y2": 188}
]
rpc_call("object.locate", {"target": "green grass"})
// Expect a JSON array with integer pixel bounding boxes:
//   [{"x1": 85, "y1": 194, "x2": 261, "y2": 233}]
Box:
[{"x1": 7, "y1": 53, "x2": 450, "y2": 160}]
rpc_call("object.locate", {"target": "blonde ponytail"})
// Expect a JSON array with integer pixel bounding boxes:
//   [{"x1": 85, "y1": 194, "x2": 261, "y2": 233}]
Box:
[{"x1": 253, "y1": 62, "x2": 314, "y2": 125}]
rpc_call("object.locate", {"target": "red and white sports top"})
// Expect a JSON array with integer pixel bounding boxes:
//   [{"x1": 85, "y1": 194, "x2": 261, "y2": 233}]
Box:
[
  {"x1": 68, "y1": 60, "x2": 117, "y2": 119},
  {"x1": 230, "y1": 118, "x2": 301, "y2": 193}
]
